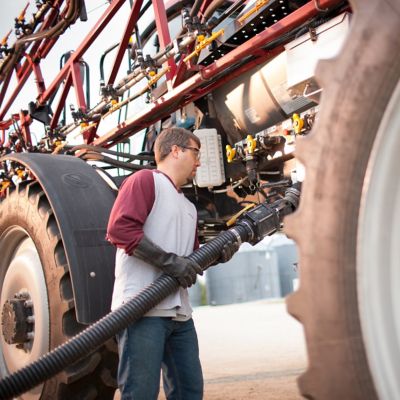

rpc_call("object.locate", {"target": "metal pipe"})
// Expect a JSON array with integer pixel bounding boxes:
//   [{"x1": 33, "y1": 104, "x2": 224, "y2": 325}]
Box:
[{"x1": 94, "y1": 0, "x2": 341, "y2": 147}]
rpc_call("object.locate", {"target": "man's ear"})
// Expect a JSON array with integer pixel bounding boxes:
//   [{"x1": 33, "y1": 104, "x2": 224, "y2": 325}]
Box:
[{"x1": 170, "y1": 144, "x2": 180, "y2": 159}]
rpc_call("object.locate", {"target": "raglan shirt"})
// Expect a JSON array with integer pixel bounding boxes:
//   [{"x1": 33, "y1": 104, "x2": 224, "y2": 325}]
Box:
[{"x1": 107, "y1": 169, "x2": 199, "y2": 320}]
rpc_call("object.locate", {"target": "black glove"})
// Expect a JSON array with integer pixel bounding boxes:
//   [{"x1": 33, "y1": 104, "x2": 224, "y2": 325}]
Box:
[
  {"x1": 213, "y1": 240, "x2": 239, "y2": 265},
  {"x1": 133, "y1": 236, "x2": 203, "y2": 288}
]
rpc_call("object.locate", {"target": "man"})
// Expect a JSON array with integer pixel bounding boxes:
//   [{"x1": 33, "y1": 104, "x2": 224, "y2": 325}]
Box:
[{"x1": 107, "y1": 127, "x2": 206, "y2": 399}]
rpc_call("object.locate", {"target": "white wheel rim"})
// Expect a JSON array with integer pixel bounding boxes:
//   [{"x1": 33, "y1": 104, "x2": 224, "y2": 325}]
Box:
[
  {"x1": 358, "y1": 80, "x2": 400, "y2": 399},
  {"x1": 0, "y1": 227, "x2": 49, "y2": 399}
]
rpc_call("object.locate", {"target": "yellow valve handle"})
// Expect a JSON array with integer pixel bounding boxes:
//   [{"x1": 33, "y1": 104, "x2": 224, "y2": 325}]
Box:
[
  {"x1": 79, "y1": 122, "x2": 97, "y2": 134},
  {"x1": 147, "y1": 66, "x2": 171, "y2": 87},
  {"x1": 52, "y1": 140, "x2": 69, "y2": 154},
  {"x1": 238, "y1": 0, "x2": 269, "y2": 24},
  {"x1": 16, "y1": 168, "x2": 25, "y2": 178},
  {"x1": 18, "y1": 3, "x2": 30, "y2": 22},
  {"x1": 1, "y1": 30, "x2": 12, "y2": 46},
  {"x1": 101, "y1": 98, "x2": 124, "y2": 119},
  {"x1": 226, "y1": 145, "x2": 236, "y2": 163},
  {"x1": 1, "y1": 180, "x2": 11, "y2": 192},
  {"x1": 292, "y1": 113, "x2": 304, "y2": 134},
  {"x1": 183, "y1": 29, "x2": 224, "y2": 63},
  {"x1": 226, "y1": 203, "x2": 256, "y2": 227},
  {"x1": 246, "y1": 134, "x2": 257, "y2": 154}
]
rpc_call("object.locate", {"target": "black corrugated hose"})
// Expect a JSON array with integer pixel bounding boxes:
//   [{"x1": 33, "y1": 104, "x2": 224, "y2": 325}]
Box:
[{"x1": 0, "y1": 186, "x2": 299, "y2": 399}]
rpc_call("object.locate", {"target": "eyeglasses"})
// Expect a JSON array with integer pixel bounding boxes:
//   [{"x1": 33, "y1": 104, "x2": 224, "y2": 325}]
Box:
[{"x1": 179, "y1": 145, "x2": 201, "y2": 160}]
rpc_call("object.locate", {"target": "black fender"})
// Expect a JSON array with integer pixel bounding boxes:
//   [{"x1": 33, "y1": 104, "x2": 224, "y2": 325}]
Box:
[{"x1": 2, "y1": 153, "x2": 117, "y2": 324}]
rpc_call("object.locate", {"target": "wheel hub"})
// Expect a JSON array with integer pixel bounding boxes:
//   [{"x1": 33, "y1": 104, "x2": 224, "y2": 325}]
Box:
[{"x1": 1, "y1": 292, "x2": 34, "y2": 346}]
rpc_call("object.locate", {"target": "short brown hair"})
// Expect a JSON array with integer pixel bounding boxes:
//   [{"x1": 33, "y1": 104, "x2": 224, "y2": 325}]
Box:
[{"x1": 154, "y1": 127, "x2": 201, "y2": 163}]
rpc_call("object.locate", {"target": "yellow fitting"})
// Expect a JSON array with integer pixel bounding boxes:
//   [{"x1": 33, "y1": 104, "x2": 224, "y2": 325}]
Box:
[
  {"x1": 102, "y1": 101, "x2": 123, "y2": 119},
  {"x1": 53, "y1": 141, "x2": 66, "y2": 154},
  {"x1": 183, "y1": 29, "x2": 224, "y2": 63},
  {"x1": 148, "y1": 70, "x2": 156, "y2": 77},
  {"x1": 226, "y1": 145, "x2": 236, "y2": 163},
  {"x1": 16, "y1": 168, "x2": 25, "y2": 178},
  {"x1": 1, "y1": 30, "x2": 12, "y2": 46},
  {"x1": 18, "y1": 3, "x2": 29, "y2": 22},
  {"x1": 292, "y1": 113, "x2": 304, "y2": 134},
  {"x1": 226, "y1": 203, "x2": 256, "y2": 227},
  {"x1": 197, "y1": 34, "x2": 205, "y2": 42},
  {"x1": 82, "y1": 122, "x2": 97, "y2": 131},
  {"x1": 238, "y1": 0, "x2": 269, "y2": 24},
  {"x1": 1, "y1": 180, "x2": 11, "y2": 192},
  {"x1": 246, "y1": 134, "x2": 257, "y2": 154},
  {"x1": 80, "y1": 122, "x2": 89, "y2": 128},
  {"x1": 147, "y1": 66, "x2": 171, "y2": 87}
]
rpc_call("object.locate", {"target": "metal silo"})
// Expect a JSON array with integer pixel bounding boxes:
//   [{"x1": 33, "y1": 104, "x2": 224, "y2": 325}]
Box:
[{"x1": 205, "y1": 243, "x2": 281, "y2": 306}]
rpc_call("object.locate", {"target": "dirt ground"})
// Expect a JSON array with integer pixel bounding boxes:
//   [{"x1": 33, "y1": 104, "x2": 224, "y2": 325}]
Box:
[{"x1": 159, "y1": 299, "x2": 307, "y2": 400}]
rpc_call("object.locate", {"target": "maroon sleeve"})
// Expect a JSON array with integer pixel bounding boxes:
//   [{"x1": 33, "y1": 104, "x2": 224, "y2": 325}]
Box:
[
  {"x1": 193, "y1": 227, "x2": 200, "y2": 250},
  {"x1": 106, "y1": 169, "x2": 155, "y2": 255}
]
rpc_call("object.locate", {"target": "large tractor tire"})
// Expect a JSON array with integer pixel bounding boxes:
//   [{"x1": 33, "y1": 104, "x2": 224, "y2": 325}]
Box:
[
  {"x1": 0, "y1": 181, "x2": 117, "y2": 399},
  {"x1": 285, "y1": 0, "x2": 400, "y2": 399}
]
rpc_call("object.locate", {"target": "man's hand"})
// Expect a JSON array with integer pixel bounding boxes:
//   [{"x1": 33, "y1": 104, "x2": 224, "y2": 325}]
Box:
[
  {"x1": 215, "y1": 241, "x2": 240, "y2": 264},
  {"x1": 133, "y1": 236, "x2": 203, "y2": 288},
  {"x1": 162, "y1": 256, "x2": 203, "y2": 288}
]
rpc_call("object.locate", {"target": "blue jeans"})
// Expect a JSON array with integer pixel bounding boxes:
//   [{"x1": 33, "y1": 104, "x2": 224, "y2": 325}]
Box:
[{"x1": 116, "y1": 317, "x2": 203, "y2": 400}]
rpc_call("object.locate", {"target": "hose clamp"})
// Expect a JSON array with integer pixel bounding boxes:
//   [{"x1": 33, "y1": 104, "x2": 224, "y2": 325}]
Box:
[
  {"x1": 238, "y1": 220, "x2": 255, "y2": 243},
  {"x1": 229, "y1": 227, "x2": 243, "y2": 246}
]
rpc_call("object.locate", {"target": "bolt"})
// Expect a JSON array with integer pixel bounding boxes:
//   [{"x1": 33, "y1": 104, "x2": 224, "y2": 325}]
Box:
[
  {"x1": 90, "y1": 272, "x2": 96, "y2": 278},
  {"x1": 27, "y1": 331, "x2": 34, "y2": 340},
  {"x1": 26, "y1": 315, "x2": 35, "y2": 323}
]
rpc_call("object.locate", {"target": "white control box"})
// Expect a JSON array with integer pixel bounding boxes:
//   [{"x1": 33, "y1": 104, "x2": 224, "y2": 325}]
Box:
[{"x1": 194, "y1": 128, "x2": 226, "y2": 188}]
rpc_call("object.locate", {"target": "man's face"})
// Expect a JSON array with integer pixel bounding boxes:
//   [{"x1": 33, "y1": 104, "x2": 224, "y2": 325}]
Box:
[{"x1": 179, "y1": 139, "x2": 201, "y2": 184}]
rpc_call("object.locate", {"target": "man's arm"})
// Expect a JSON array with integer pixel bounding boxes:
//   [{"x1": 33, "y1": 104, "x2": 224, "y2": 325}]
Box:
[{"x1": 106, "y1": 169, "x2": 155, "y2": 255}]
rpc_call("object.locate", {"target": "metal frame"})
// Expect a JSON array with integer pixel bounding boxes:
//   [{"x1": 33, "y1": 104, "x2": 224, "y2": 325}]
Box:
[{"x1": 0, "y1": 0, "x2": 341, "y2": 149}]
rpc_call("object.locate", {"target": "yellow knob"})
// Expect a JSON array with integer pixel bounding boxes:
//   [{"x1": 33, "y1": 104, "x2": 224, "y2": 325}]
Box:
[
  {"x1": 226, "y1": 145, "x2": 236, "y2": 163},
  {"x1": 197, "y1": 34, "x2": 205, "y2": 42},
  {"x1": 246, "y1": 135, "x2": 257, "y2": 154},
  {"x1": 292, "y1": 113, "x2": 304, "y2": 134}
]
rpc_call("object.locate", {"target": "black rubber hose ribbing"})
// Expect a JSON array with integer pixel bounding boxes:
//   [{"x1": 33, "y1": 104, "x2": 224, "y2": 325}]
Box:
[{"x1": 0, "y1": 224, "x2": 250, "y2": 399}]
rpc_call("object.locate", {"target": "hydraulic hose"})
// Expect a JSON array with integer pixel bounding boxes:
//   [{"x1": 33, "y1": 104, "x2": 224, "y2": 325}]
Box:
[{"x1": 0, "y1": 186, "x2": 300, "y2": 399}]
